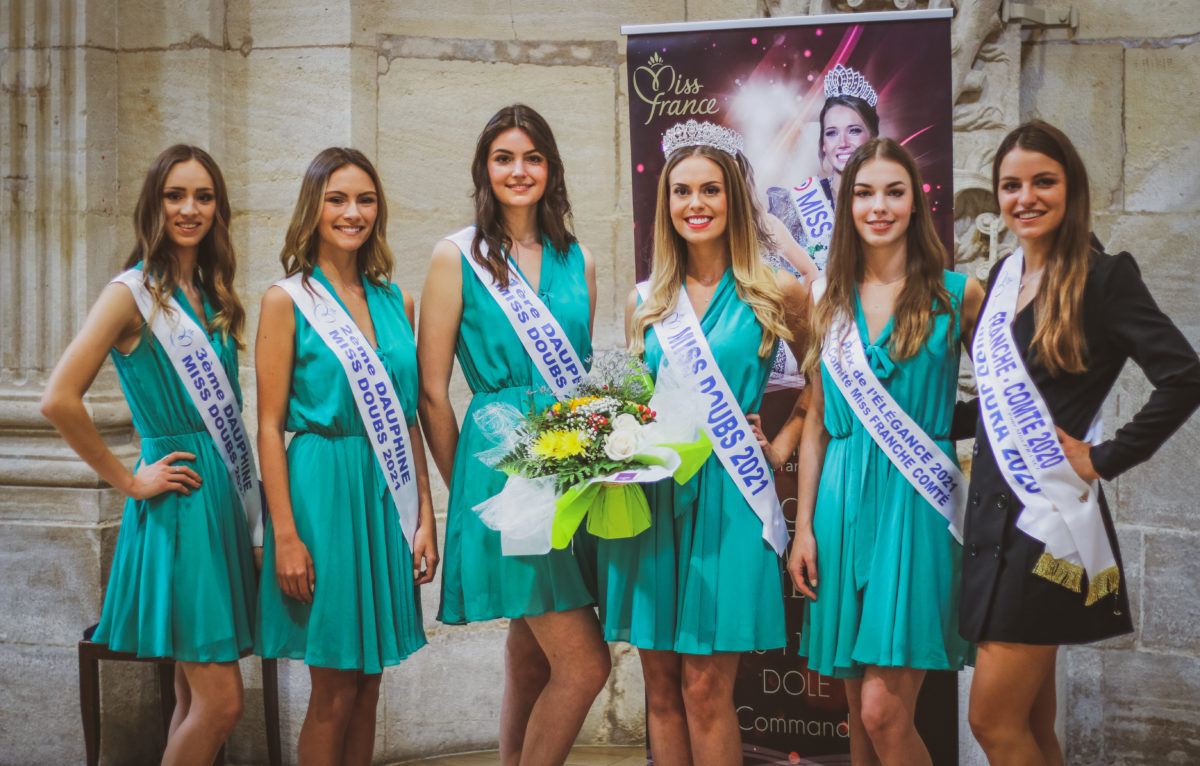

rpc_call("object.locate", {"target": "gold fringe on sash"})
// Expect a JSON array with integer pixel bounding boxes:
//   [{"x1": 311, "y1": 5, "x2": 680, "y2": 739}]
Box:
[
  {"x1": 1084, "y1": 565, "x2": 1122, "y2": 606},
  {"x1": 1032, "y1": 554, "x2": 1121, "y2": 606},
  {"x1": 1032, "y1": 553, "x2": 1083, "y2": 593}
]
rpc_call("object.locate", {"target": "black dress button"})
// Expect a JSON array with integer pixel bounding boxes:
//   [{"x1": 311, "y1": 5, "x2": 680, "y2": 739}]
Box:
[
  {"x1": 972, "y1": 442, "x2": 980, "y2": 456},
  {"x1": 992, "y1": 544, "x2": 1001, "y2": 558},
  {"x1": 970, "y1": 491, "x2": 981, "y2": 505},
  {"x1": 969, "y1": 544, "x2": 978, "y2": 557},
  {"x1": 995, "y1": 494, "x2": 1009, "y2": 511}
]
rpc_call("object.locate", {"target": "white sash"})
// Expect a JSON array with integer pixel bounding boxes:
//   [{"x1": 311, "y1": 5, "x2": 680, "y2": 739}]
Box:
[
  {"x1": 276, "y1": 274, "x2": 419, "y2": 548},
  {"x1": 112, "y1": 269, "x2": 264, "y2": 546},
  {"x1": 789, "y1": 176, "x2": 835, "y2": 255},
  {"x1": 637, "y1": 281, "x2": 789, "y2": 556},
  {"x1": 446, "y1": 226, "x2": 586, "y2": 400},
  {"x1": 814, "y1": 277, "x2": 966, "y2": 542},
  {"x1": 972, "y1": 250, "x2": 1118, "y2": 603}
]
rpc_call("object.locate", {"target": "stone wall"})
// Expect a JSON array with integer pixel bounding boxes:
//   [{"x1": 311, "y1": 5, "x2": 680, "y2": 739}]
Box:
[
  {"x1": 1017, "y1": 2, "x2": 1200, "y2": 764},
  {"x1": 1, "y1": 1, "x2": 1197, "y2": 764}
]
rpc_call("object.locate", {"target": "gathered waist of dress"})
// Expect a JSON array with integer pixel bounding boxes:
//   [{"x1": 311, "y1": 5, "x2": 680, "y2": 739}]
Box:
[{"x1": 289, "y1": 427, "x2": 371, "y2": 440}]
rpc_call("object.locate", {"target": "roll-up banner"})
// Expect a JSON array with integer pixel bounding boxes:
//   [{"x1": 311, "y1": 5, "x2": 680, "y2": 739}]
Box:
[{"x1": 623, "y1": 10, "x2": 957, "y2": 765}]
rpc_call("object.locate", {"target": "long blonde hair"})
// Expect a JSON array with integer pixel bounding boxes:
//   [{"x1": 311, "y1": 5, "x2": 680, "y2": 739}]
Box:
[
  {"x1": 631, "y1": 145, "x2": 789, "y2": 358},
  {"x1": 803, "y1": 138, "x2": 954, "y2": 374},
  {"x1": 992, "y1": 120, "x2": 1092, "y2": 376},
  {"x1": 279, "y1": 147, "x2": 394, "y2": 286},
  {"x1": 124, "y1": 145, "x2": 245, "y2": 346}
]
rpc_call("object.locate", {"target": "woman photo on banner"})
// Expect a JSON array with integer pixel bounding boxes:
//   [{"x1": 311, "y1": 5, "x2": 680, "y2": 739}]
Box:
[
  {"x1": 41, "y1": 145, "x2": 259, "y2": 765},
  {"x1": 762, "y1": 64, "x2": 881, "y2": 385},
  {"x1": 788, "y1": 138, "x2": 984, "y2": 764},
  {"x1": 596, "y1": 119, "x2": 808, "y2": 765},
  {"x1": 255, "y1": 148, "x2": 437, "y2": 764},
  {"x1": 418, "y1": 104, "x2": 610, "y2": 765},
  {"x1": 961, "y1": 120, "x2": 1200, "y2": 766}
]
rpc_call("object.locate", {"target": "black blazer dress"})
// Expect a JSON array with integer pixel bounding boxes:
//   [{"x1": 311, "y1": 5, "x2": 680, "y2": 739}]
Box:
[{"x1": 958, "y1": 247, "x2": 1200, "y2": 644}]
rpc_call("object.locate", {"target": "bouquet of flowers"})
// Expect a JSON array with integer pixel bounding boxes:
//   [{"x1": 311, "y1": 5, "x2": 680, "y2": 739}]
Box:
[{"x1": 473, "y1": 350, "x2": 712, "y2": 555}]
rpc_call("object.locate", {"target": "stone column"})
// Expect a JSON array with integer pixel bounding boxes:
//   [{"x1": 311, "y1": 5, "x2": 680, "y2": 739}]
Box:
[{"x1": 0, "y1": 1, "x2": 151, "y2": 763}]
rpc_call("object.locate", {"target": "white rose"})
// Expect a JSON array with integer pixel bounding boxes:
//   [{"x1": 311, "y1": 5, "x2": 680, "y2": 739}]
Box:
[
  {"x1": 604, "y1": 428, "x2": 641, "y2": 461},
  {"x1": 611, "y1": 413, "x2": 641, "y2": 432}
]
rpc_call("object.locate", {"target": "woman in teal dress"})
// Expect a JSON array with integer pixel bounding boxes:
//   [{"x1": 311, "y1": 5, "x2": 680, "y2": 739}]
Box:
[
  {"x1": 600, "y1": 123, "x2": 809, "y2": 765},
  {"x1": 418, "y1": 105, "x2": 609, "y2": 766},
  {"x1": 41, "y1": 145, "x2": 255, "y2": 765},
  {"x1": 256, "y1": 148, "x2": 437, "y2": 765},
  {"x1": 788, "y1": 138, "x2": 984, "y2": 764}
]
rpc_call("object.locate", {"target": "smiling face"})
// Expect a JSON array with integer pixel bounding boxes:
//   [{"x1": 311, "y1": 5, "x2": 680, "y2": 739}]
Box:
[
  {"x1": 996, "y1": 146, "x2": 1067, "y2": 254},
  {"x1": 850, "y1": 157, "x2": 913, "y2": 253},
  {"x1": 487, "y1": 127, "x2": 548, "y2": 210},
  {"x1": 667, "y1": 155, "x2": 729, "y2": 251},
  {"x1": 161, "y1": 159, "x2": 216, "y2": 254},
  {"x1": 822, "y1": 104, "x2": 872, "y2": 175},
  {"x1": 317, "y1": 163, "x2": 378, "y2": 256}
]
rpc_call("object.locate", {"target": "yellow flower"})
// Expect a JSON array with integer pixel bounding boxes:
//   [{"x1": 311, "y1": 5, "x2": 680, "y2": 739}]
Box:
[
  {"x1": 568, "y1": 396, "x2": 599, "y2": 412},
  {"x1": 531, "y1": 430, "x2": 589, "y2": 459}
]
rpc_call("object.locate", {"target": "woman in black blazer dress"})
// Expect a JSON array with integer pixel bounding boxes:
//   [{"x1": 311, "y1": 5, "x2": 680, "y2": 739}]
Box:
[{"x1": 961, "y1": 121, "x2": 1200, "y2": 765}]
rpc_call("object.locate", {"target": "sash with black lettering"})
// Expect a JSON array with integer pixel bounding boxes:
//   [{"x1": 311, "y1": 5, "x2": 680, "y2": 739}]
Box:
[
  {"x1": 112, "y1": 269, "x2": 264, "y2": 545},
  {"x1": 446, "y1": 226, "x2": 585, "y2": 400},
  {"x1": 276, "y1": 274, "x2": 418, "y2": 547},
  {"x1": 636, "y1": 281, "x2": 789, "y2": 556},
  {"x1": 973, "y1": 250, "x2": 1117, "y2": 603},
  {"x1": 813, "y1": 277, "x2": 966, "y2": 542}
]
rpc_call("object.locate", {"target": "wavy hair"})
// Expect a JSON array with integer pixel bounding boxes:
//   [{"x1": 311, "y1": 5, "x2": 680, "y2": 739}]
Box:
[
  {"x1": 469, "y1": 104, "x2": 576, "y2": 287},
  {"x1": 631, "y1": 144, "x2": 790, "y2": 358},
  {"x1": 993, "y1": 119, "x2": 1092, "y2": 376},
  {"x1": 279, "y1": 147, "x2": 394, "y2": 286},
  {"x1": 804, "y1": 138, "x2": 954, "y2": 373},
  {"x1": 123, "y1": 145, "x2": 245, "y2": 346}
]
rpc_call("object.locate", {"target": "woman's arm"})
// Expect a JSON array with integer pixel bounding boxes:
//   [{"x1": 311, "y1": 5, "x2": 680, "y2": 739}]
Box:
[
  {"x1": 767, "y1": 213, "x2": 820, "y2": 284},
  {"x1": 960, "y1": 276, "x2": 986, "y2": 349},
  {"x1": 403, "y1": 288, "x2": 439, "y2": 585},
  {"x1": 256, "y1": 286, "x2": 314, "y2": 603},
  {"x1": 1069, "y1": 252, "x2": 1200, "y2": 480},
  {"x1": 417, "y1": 239, "x2": 466, "y2": 485},
  {"x1": 41, "y1": 283, "x2": 202, "y2": 499},
  {"x1": 750, "y1": 270, "x2": 812, "y2": 469},
  {"x1": 786, "y1": 370, "x2": 829, "y2": 601},
  {"x1": 579, "y1": 242, "x2": 599, "y2": 335}
]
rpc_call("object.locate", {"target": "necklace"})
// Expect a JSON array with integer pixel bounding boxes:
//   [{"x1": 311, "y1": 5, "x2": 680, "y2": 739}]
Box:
[
  {"x1": 1021, "y1": 267, "x2": 1044, "y2": 291},
  {"x1": 861, "y1": 275, "x2": 906, "y2": 287}
]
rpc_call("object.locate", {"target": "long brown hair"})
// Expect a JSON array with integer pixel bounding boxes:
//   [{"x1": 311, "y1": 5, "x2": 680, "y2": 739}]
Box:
[
  {"x1": 804, "y1": 138, "x2": 953, "y2": 373},
  {"x1": 993, "y1": 120, "x2": 1092, "y2": 376},
  {"x1": 631, "y1": 144, "x2": 790, "y2": 358},
  {"x1": 124, "y1": 145, "x2": 245, "y2": 345},
  {"x1": 279, "y1": 147, "x2": 394, "y2": 286},
  {"x1": 469, "y1": 104, "x2": 576, "y2": 287}
]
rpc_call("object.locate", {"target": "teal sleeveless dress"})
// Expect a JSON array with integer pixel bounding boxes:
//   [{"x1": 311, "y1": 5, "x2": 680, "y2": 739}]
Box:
[
  {"x1": 799, "y1": 270, "x2": 972, "y2": 678},
  {"x1": 596, "y1": 270, "x2": 786, "y2": 654},
  {"x1": 93, "y1": 272, "x2": 257, "y2": 662},
  {"x1": 439, "y1": 241, "x2": 596, "y2": 624},
  {"x1": 256, "y1": 268, "x2": 426, "y2": 673}
]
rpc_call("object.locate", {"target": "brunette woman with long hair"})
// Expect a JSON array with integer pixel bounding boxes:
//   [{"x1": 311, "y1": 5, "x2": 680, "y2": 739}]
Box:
[
  {"x1": 597, "y1": 124, "x2": 809, "y2": 766},
  {"x1": 256, "y1": 148, "x2": 437, "y2": 765},
  {"x1": 788, "y1": 138, "x2": 984, "y2": 765},
  {"x1": 961, "y1": 120, "x2": 1200, "y2": 765},
  {"x1": 41, "y1": 145, "x2": 255, "y2": 765},
  {"x1": 418, "y1": 104, "x2": 609, "y2": 765}
]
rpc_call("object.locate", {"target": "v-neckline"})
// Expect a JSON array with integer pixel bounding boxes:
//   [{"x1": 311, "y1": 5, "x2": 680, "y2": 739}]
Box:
[
  {"x1": 169, "y1": 278, "x2": 213, "y2": 336},
  {"x1": 508, "y1": 242, "x2": 548, "y2": 295},
  {"x1": 853, "y1": 286, "x2": 894, "y2": 347},
  {"x1": 313, "y1": 265, "x2": 381, "y2": 350},
  {"x1": 683, "y1": 267, "x2": 732, "y2": 324}
]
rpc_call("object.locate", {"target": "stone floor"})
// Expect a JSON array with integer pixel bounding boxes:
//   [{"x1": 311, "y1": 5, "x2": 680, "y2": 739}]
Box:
[{"x1": 395, "y1": 745, "x2": 645, "y2": 766}]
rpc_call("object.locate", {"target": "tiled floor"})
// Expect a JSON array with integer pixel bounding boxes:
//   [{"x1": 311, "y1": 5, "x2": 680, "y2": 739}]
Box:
[{"x1": 394, "y1": 745, "x2": 645, "y2": 766}]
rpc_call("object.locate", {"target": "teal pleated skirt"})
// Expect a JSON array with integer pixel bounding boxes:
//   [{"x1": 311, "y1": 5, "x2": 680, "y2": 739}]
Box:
[
  {"x1": 93, "y1": 431, "x2": 256, "y2": 662},
  {"x1": 256, "y1": 432, "x2": 426, "y2": 673}
]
